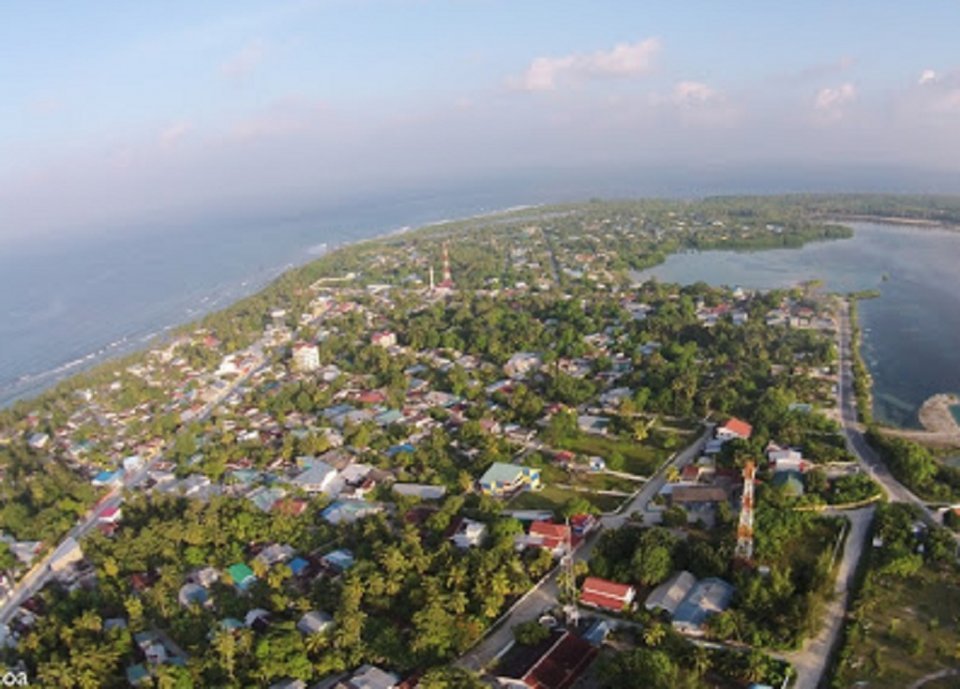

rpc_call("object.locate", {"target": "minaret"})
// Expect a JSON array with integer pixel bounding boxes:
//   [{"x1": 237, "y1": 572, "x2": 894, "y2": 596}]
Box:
[
  {"x1": 735, "y1": 461, "x2": 756, "y2": 562},
  {"x1": 428, "y1": 265, "x2": 435, "y2": 291}
]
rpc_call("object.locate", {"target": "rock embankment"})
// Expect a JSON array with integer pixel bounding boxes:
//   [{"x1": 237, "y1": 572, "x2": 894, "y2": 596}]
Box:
[{"x1": 918, "y1": 393, "x2": 960, "y2": 434}]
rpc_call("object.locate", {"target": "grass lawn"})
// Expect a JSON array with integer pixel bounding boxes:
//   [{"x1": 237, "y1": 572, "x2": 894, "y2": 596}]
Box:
[
  {"x1": 557, "y1": 433, "x2": 676, "y2": 476},
  {"x1": 833, "y1": 559, "x2": 960, "y2": 688},
  {"x1": 509, "y1": 485, "x2": 625, "y2": 514}
]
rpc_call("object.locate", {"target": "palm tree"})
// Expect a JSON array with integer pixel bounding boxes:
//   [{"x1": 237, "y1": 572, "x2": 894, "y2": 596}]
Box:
[
  {"x1": 643, "y1": 623, "x2": 666, "y2": 647},
  {"x1": 305, "y1": 631, "x2": 329, "y2": 656},
  {"x1": 691, "y1": 646, "x2": 712, "y2": 678}
]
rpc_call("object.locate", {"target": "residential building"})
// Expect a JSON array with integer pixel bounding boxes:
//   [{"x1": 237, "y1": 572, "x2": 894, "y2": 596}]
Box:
[
  {"x1": 716, "y1": 417, "x2": 753, "y2": 441},
  {"x1": 334, "y1": 664, "x2": 399, "y2": 689},
  {"x1": 296, "y1": 610, "x2": 334, "y2": 636},
  {"x1": 290, "y1": 461, "x2": 340, "y2": 495},
  {"x1": 503, "y1": 352, "x2": 542, "y2": 379},
  {"x1": 644, "y1": 570, "x2": 696, "y2": 616},
  {"x1": 478, "y1": 462, "x2": 541, "y2": 497},
  {"x1": 291, "y1": 343, "x2": 320, "y2": 372},
  {"x1": 671, "y1": 577, "x2": 735, "y2": 636},
  {"x1": 371, "y1": 331, "x2": 397, "y2": 348},
  {"x1": 579, "y1": 576, "x2": 636, "y2": 612},
  {"x1": 451, "y1": 518, "x2": 487, "y2": 549},
  {"x1": 495, "y1": 630, "x2": 598, "y2": 689}
]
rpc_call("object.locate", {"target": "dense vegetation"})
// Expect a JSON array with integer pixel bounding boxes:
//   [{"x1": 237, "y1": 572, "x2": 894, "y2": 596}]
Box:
[{"x1": 864, "y1": 430, "x2": 960, "y2": 502}]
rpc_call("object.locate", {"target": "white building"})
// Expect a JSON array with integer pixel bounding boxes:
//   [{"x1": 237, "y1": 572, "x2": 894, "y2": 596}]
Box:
[
  {"x1": 291, "y1": 343, "x2": 320, "y2": 372},
  {"x1": 290, "y1": 461, "x2": 341, "y2": 495}
]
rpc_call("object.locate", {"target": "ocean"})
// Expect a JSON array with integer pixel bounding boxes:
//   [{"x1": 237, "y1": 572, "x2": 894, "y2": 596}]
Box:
[
  {"x1": 0, "y1": 184, "x2": 554, "y2": 407},
  {"x1": 5, "y1": 165, "x2": 960, "y2": 413},
  {"x1": 632, "y1": 222, "x2": 960, "y2": 428}
]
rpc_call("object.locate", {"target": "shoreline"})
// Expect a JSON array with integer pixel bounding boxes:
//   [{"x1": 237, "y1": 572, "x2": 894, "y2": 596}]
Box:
[
  {"x1": 0, "y1": 202, "x2": 544, "y2": 410},
  {"x1": 827, "y1": 214, "x2": 960, "y2": 231}
]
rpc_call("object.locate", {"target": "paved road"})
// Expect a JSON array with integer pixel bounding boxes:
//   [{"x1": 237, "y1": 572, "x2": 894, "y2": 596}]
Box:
[
  {"x1": 836, "y1": 302, "x2": 951, "y2": 531},
  {"x1": 781, "y1": 300, "x2": 960, "y2": 689},
  {"x1": 457, "y1": 426, "x2": 713, "y2": 672}
]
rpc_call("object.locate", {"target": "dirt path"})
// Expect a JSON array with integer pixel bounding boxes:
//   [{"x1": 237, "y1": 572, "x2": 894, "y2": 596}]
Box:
[{"x1": 907, "y1": 668, "x2": 959, "y2": 689}]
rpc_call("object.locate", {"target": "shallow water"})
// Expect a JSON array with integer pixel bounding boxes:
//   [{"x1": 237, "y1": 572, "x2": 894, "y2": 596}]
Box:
[{"x1": 633, "y1": 222, "x2": 960, "y2": 428}]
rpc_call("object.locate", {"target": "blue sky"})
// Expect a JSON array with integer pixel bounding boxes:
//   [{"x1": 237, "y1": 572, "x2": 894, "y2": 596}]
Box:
[{"x1": 2, "y1": 0, "x2": 960, "y2": 245}]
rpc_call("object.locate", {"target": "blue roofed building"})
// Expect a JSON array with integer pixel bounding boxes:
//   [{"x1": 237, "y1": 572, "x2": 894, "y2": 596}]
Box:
[
  {"x1": 671, "y1": 577, "x2": 735, "y2": 637},
  {"x1": 320, "y1": 548, "x2": 355, "y2": 573},
  {"x1": 321, "y1": 500, "x2": 383, "y2": 525},
  {"x1": 288, "y1": 557, "x2": 310, "y2": 577}
]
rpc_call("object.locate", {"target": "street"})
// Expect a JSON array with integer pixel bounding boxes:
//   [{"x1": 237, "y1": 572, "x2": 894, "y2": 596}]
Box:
[{"x1": 457, "y1": 425, "x2": 712, "y2": 671}]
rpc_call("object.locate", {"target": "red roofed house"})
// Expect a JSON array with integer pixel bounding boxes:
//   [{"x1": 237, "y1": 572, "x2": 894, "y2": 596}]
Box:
[
  {"x1": 98, "y1": 505, "x2": 122, "y2": 524},
  {"x1": 716, "y1": 417, "x2": 753, "y2": 441},
  {"x1": 496, "y1": 631, "x2": 598, "y2": 689},
  {"x1": 371, "y1": 331, "x2": 397, "y2": 348},
  {"x1": 528, "y1": 521, "x2": 571, "y2": 558},
  {"x1": 579, "y1": 576, "x2": 636, "y2": 613}
]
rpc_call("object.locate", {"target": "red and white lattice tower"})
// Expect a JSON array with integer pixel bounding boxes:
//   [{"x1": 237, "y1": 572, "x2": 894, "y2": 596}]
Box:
[
  {"x1": 735, "y1": 461, "x2": 756, "y2": 562},
  {"x1": 438, "y1": 242, "x2": 454, "y2": 288}
]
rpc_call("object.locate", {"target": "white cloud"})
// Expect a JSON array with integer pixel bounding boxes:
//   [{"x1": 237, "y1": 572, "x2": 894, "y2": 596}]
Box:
[
  {"x1": 919, "y1": 69, "x2": 937, "y2": 85},
  {"x1": 671, "y1": 81, "x2": 719, "y2": 106},
  {"x1": 814, "y1": 83, "x2": 856, "y2": 120},
  {"x1": 508, "y1": 38, "x2": 661, "y2": 92},
  {"x1": 220, "y1": 39, "x2": 266, "y2": 79},
  {"x1": 159, "y1": 121, "x2": 192, "y2": 146}
]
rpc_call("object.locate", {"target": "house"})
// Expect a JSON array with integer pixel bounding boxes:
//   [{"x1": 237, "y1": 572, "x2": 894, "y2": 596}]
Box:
[
  {"x1": 768, "y1": 447, "x2": 808, "y2": 474},
  {"x1": 227, "y1": 563, "x2": 256, "y2": 591},
  {"x1": 291, "y1": 343, "x2": 320, "y2": 372},
  {"x1": 244, "y1": 608, "x2": 270, "y2": 631},
  {"x1": 478, "y1": 463, "x2": 541, "y2": 497},
  {"x1": 270, "y1": 681, "x2": 306, "y2": 689},
  {"x1": 98, "y1": 505, "x2": 122, "y2": 524},
  {"x1": 521, "y1": 521, "x2": 571, "y2": 557},
  {"x1": 296, "y1": 610, "x2": 334, "y2": 636},
  {"x1": 671, "y1": 577, "x2": 735, "y2": 636},
  {"x1": 321, "y1": 500, "x2": 383, "y2": 525},
  {"x1": 392, "y1": 483, "x2": 447, "y2": 500},
  {"x1": 334, "y1": 664, "x2": 400, "y2": 689},
  {"x1": 178, "y1": 583, "x2": 211, "y2": 608},
  {"x1": 495, "y1": 630, "x2": 598, "y2": 689},
  {"x1": 644, "y1": 570, "x2": 697, "y2": 616},
  {"x1": 290, "y1": 461, "x2": 341, "y2": 495},
  {"x1": 371, "y1": 331, "x2": 397, "y2": 348},
  {"x1": 576, "y1": 415, "x2": 609, "y2": 435},
  {"x1": 569, "y1": 513, "x2": 598, "y2": 537},
  {"x1": 716, "y1": 418, "x2": 753, "y2": 441},
  {"x1": 320, "y1": 548, "x2": 356, "y2": 574},
  {"x1": 579, "y1": 576, "x2": 636, "y2": 613},
  {"x1": 670, "y1": 485, "x2": 730, "y2": 507},
  {"x1": 92, "y1": 469, "x2": 123, "y2": 487},
  {"x1": 504, "y1": 352, "x2": 542, "y2": 379},
  {"x1": 451, "y1": 518, "x2": 487, "y2": 549},
  {"x1": 27, "y1": 432, "x2": 49, "y2": 450},
  {"x1": 126, "y1": 663, "x2": 150, "y2": 686},
  {"x1": 255, "y1": 543, "x2": 295, "y2": 568}
]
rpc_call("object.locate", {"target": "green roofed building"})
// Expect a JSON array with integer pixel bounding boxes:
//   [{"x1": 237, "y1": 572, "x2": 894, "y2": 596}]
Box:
[
  {"x1": 227, "y1": 563, "x2": 256, "y2": 590},
  {"x1": 478, "y1": 462, "x2": 541, "y2": 497},
  {"x1": 772, "y1": 470, "x2": 805, "y2": 497}
]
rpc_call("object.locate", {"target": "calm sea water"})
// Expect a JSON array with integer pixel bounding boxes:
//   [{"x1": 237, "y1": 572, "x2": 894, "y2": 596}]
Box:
[
  {"x1": 633, "y1": 222, "x2": 960, "y2": 428},
  {"x1": 0, "y1": 185, "x2": 552, "y2": 407}
]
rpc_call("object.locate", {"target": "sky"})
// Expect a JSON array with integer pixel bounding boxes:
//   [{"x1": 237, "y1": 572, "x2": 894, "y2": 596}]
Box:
[{"x1": 2, "y1": 0, "x2": 960, "y2": 247}]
